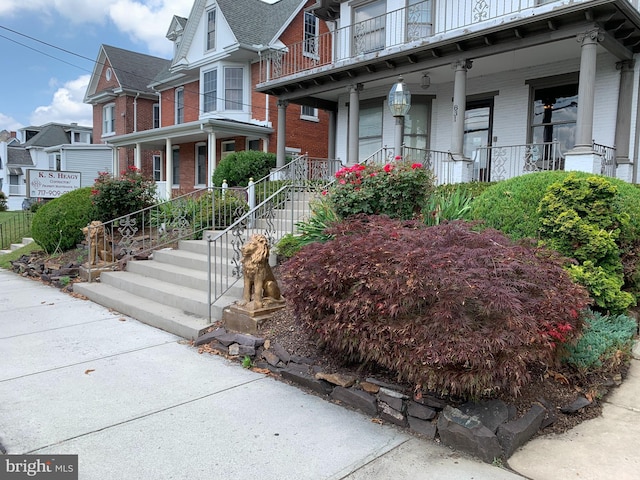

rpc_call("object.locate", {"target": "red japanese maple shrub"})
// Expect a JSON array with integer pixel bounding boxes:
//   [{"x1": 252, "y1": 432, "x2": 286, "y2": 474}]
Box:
[{"x1": 280, "y1": 216, "x2": 591, "y2": 398}]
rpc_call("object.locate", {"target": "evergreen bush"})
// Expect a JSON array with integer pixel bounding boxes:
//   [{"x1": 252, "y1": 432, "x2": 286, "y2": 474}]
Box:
[
  {"x1": 31, "y1": 187, "x2": 97, "y2": 253},
  {"x1": 211, "y1": 151, "x2": 277, "y2": 187},
  {"x1": 281, "y1": 216, "x2": 591, "y2": 398}
]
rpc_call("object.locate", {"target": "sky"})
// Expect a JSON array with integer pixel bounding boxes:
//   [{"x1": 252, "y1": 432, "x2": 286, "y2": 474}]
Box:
[{"x1": 0, "y1": 0, "x2": 214, "y2": 140}]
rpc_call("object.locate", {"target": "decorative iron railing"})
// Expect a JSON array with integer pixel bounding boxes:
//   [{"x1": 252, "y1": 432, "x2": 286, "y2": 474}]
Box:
[
  {"x1": 259, "y1": 0, "x2": 639, "y2": 83},
  {"x1": 593, "y1": 141, "x2": 617, "y2": 177}
]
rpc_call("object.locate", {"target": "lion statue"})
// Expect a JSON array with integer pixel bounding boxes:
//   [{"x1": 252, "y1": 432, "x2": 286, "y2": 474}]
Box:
[
  {"x1": 237, "y1": 234, "x2": 282, "y2": 309},
  {"x1": 82, "y1": 221, "x2": 114, "y2": 266}
]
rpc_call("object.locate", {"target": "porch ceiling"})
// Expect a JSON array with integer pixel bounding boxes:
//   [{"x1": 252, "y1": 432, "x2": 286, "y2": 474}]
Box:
[{"x1": 260, "y1": 0, "x2": 640, "y2": 106}]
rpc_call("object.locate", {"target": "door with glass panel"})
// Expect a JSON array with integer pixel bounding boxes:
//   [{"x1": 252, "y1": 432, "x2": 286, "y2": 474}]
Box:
[{"x1": 463, "y1": 100, "x2": 493, "y2": 181}]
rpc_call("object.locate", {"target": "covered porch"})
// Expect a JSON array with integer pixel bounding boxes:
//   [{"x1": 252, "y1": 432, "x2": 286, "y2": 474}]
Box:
[{"x1": 104, "y1": 119, "x2": 274, "y2": 200}]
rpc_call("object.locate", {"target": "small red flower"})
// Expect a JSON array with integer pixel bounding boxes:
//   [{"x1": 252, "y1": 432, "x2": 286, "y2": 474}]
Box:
[
  {"x1": 384, "y1": 164, "x2": 393, "y2": 173},
  {"x1": 411, "y1": 163, "x2": 423, "y2": 169},
  {"x1": 321, "y1": 190, "x2": 328, "y2": 196},
  {"x1": 394, "y1": 155, "x2": 402, "y2": 161}
]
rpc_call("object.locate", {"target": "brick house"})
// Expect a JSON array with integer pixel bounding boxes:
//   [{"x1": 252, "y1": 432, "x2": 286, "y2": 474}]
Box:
[
  {"x1": 85, "y1": 0, "x2": 331, "y2": 200},
  {"x1": 257, "y1": 0, "x2": 640, "y2": 184}
]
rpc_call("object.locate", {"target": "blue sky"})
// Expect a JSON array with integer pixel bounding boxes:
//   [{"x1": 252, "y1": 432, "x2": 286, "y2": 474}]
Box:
[{"x1": 0, "y1": 0, "x2": 197, "y2": 139}]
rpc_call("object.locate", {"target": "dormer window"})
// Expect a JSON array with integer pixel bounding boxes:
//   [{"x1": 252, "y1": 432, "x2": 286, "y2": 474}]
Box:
[{"x1": 206, "y1": 8, "x2": 216, "y2": 51}]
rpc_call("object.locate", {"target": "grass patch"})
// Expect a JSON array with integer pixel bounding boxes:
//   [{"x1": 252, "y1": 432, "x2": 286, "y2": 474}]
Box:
[{"x1": 0, "y1": 241, "x2": 43, "y2": 270}]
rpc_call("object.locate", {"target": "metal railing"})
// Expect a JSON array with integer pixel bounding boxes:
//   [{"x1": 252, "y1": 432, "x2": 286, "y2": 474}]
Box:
[
  {"x1": 593, "y1": 141, "x2": 617, "y2": 177},
  {"x1": 259, "y1": 0, "x2": 632, "y2": 82},
  {"x1": 85, "y1": 155, "x2": 343, "y2": 305},
  {"x1": 361, "y1": 145, "x2": 455, "y2": 185},
  {"x1": 0, "y1": 211, "x2": 33, "y2": 250},
  {"x1": 471, "y1": 141, "x2": 565, "y2": 182}
]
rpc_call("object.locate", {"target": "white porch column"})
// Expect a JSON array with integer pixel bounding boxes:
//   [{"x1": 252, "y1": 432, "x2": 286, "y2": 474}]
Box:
[
  {"x1": 348, "y1": 84, "x2": 363, "y2": 164},
  {"x1": 451, "y1": 60, "x2": 473, "y2": 183},
  {"x1": 277, "y1": 99, "x2": 288, "y2": 168},
  {"x1": 565, "y1": 28, "x2": 603, "y2": 173},
  {"x1": 207, "y1": 130, "x2": 216, "y2": 187},
  {"x1": 328, "y1": 109, "x2": 336, "y2": 160},
  {"x1": 165, "y1": 138, "x2": 172, "y2": 200},
  {"x1": 614, "y1": 59, "x2": 634, "y2": 180},
  {"x1": 134, "y1": 143, "x2": 142, "y2": 170}
]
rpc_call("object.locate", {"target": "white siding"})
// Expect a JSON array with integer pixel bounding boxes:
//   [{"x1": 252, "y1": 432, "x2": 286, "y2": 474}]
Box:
[{"x1": 63, "y1": 149, "x2": 113, "y2": 187}]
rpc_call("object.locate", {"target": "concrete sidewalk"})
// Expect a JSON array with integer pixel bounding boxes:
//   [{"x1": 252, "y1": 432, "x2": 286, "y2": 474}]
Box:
[{"x1": 0, "y1": 270, "x2": 522, "y2": 480}]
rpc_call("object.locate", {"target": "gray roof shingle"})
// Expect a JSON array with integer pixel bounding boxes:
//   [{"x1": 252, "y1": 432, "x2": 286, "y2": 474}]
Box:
[
  {"x1": 22, "y1": 124, "x2": 70, "y2": 148},
  {"x1": 102, "y1": 45, "x2": 171, "y2": 93},
  {"x1": 7, "y1": 147, "x2": 34, "y2": 167}
]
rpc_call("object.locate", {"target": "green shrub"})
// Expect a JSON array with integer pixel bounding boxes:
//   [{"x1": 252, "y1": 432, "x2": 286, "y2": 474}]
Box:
[
  {"x1": 563, "y1": 310, "x2": 638, "y2": 374},
  {"x1": 329, "y1": 162, "x2": 435, "y2": 220},
  {"x1": 281, "y1": 216, "x2": 591, "y2": 398},
  {"x1": 437, "y1": 181, "x2": 495, "y2": 200},
  {"x1": 31, "y1": 187, "x2": 97, "y2": 253},
  {"x1": 212, "y1": 151, "x2": 277, "y2": 187},
  {"x1": 91, "y1": 166, "x2": 157, "y2": 221},
  {"x1": 424, "y1": 185, "x2": 474, "y2": 226},
  {"x1": 538, "y1": 174, "x2": 635, "y2": 313},
  {"x1": 0, "y1": 191, "x2": 7, "y2": 212},
  {"x1": 274, "y1": 233, "x2": 304, "y2": 259},
  {"x1": 192, "y1": 191, "x2": 248, "y2": 232}
]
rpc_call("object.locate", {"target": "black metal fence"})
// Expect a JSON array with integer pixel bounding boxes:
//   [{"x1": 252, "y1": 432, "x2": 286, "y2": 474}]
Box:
[{"x1": 0, "y1": 212, "x2": 33, "y2": 250}]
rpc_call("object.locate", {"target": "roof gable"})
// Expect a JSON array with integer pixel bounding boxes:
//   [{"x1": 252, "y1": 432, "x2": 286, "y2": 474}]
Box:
[{"x1": 22, "y1": 124, "x2": 70, "y2": 148}]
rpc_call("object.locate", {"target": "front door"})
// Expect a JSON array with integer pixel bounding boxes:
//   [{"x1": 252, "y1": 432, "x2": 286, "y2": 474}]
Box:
[{"x1": 463, "y1": 99, "x2": 493, "y2": 181}]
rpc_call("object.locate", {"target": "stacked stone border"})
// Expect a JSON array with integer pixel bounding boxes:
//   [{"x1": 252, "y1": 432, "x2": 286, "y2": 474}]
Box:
[{"x1": 195, "y1": 326, "x2": 595, "y2": 464}]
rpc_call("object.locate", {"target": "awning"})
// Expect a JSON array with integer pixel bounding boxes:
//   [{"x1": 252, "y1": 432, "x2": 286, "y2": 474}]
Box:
[{"x1": 8, "y1": 167, "x2": 23, "y2": 175}]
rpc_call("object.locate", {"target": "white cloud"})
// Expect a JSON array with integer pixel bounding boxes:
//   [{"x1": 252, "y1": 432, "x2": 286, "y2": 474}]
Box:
[
  {"x1": 0, "y1": 0, "x2": 112, "y2": 23},
  {"x1": 29, "y1": 75, "x2": 93, "y2": 127},
  {"x1": 109, "y1": 0, "x2": 194, "y2": 56},
  {"x1": 0, "y1": 113, "x2": 24, "y2": 133}
]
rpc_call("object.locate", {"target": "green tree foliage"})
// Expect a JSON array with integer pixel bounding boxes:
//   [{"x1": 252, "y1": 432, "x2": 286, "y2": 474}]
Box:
[
  {"x1": 91, "y1": 166, "x2": 157, "y2": 221},
  {"x1": 211, "y1": 151, "x2": 276, "y2": 187},
  {"x1": 31, "y1": 187, "x2": 97, "y2": 253},
  {"x1": 281, "y1": 216, "x2": 591, "y2": 398}
]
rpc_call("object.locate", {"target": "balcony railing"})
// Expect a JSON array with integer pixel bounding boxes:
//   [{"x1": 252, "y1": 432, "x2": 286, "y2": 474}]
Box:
[
  {"x1": 593, "y1": 141, "x2": 617, "y2": 177},
  {"x1": 472, "y1": 141, "x2": 565, "y2": 181},
  {"x1": 260, "y1": 0, "x2": 640, "y2": 83}
]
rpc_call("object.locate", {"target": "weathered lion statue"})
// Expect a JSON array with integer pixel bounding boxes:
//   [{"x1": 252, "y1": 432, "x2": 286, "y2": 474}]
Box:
[
  {"x1": 237, "y1": 234, "x2": 282, "y2": 309},
  {"x1": 82, "y1": 220, "x2": 114, "y2": 266}
]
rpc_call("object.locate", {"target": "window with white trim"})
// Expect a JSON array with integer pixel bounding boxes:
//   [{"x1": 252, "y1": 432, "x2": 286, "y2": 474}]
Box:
[
  {"x1": 221, "y1": 140, "x2": 235, "y2": 160},
  {"x1": 300, "y1": 105, "x2": 318, "y2": 121},
  {"x1": 172, "y1": 148, "x2": 180, "y2": 186},
  {"x1": 196, "y1": 144, "x2": 207, "y2": 185},
  {"x1": 203, "y1": 69, "x2": 217, "y2": 113},
  {"x1": 206, "y1": 8, "x2": 216, "y2": 51},
  {"x1": 103, "y1": 104, "x2": 115, "y2": 135},
  {"x1": 224, "y1": 67, "x2": 243, "y2": 110},
  {"x1": 153, "y1": 155, "x2": 162, "y2": 181},
  {"x1": 175, "y1": 88, "x2": 184, "y2": 124},
  {"x1": 303, "y1": 12, "x2": 319, "y2": 57},
  {"x1": 353, "y1": 0, "x2": 386, "y2": 55},
  {"x1": 153, "y1": 103, "x2": 160, "y2": 128}
]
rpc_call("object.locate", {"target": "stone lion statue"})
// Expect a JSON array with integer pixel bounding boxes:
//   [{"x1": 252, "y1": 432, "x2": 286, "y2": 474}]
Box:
[
  {"x1": 82, "y1": 220, "x2": 114, "y2": 266},
  {"x1": 237, "y1": 234, "x2": 282, "y2": 309}
]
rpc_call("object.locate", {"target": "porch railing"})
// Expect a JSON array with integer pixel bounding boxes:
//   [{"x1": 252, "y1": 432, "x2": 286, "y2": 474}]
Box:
[
  {"x1": 259, "y1": 0, "x2": 625, "y2": 83},
  {"x1": 361, "y1": 145, "x2": 455, "y2": 185},
  {"x1": 593, "y1": 141, "x2": 616, "y2": 177},
  {"x1": 85, "y1": 155, "x2": 343, "y2": 302}
]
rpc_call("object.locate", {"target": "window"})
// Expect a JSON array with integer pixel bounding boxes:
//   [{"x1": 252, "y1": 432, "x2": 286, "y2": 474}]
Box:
[
  {"x1": 206, "y1": 8, "x2": 216, "y2": 51},
  {"x1": 73, "y1": 132, "x2": 80, "y2": 143},
  {"x1": 153, "y1": 155, "x2": 162, "y2": 181},
  {"x1": 175, "y1": 88, "x2": 184, "y2": 124},
  {"x1": 103, "y1": 104, "x2": 115, "y2": 135},
  {"x1": 153, "y1": 104, "x2": 160, "y2": 128},
  {"x1": 203, "y1": 69, "x2": 217, "y2": 113},
  {"x1": 105, "y1": 67, "x2": 112, "y2": 81},
  {"x1": 221, "y1": 140, "x2": 235, "y2": 160},
  {"x1": 301, "y1": 105, "x2": 318, "y2": 121},
  {"x1": 531, "y1": 83, "x2": 578, "y2": 156},
  {"x1": 358, "y1": 100, "x2": 383, "y2": 159},
  {"x1": 303, "y1": 12, "x2": 319, "y2": 57},
  {"x1": 248, "y1": 139, "x2": 260, "y2": 151},
  {"x1": 172, "y1": 148, "x2": 180, "y2": 186},
  {"x1": 403, "y1": 99, "x2": 430, "y2": 150},
  {"x1": 224, "y1": 68, "x2": 243, "y2": 110},
  {"x1": 353, "y1": 0, "x2": 386, "y2": 55},
  {"x1": 196, "y1": 144, "x2": 207, "y2": 185}
]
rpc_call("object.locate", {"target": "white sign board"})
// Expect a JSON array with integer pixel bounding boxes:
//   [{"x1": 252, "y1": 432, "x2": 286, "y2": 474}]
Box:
[{"x1": 27, "y1": 170, "x2": 82, "y2": 198}]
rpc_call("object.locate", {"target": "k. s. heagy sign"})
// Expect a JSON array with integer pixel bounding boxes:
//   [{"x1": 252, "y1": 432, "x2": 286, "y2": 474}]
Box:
[{"x1": 27, "y1": 170, "x2": 81, "y2": 199}]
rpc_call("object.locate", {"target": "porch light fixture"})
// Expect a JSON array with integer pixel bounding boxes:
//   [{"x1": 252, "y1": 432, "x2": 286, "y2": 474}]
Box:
[
  {"x1": 388, "y1": 76, "x2": 411, "y2": 156},
  {"x1": 421, "y1": 72, "x2": 430, "y2": 90}
]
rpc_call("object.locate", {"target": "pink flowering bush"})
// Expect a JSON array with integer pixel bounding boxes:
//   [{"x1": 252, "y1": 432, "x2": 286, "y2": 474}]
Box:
[
  {"x1": 329, "y1": 160, "x2": 433, "y2": 220},
  {"x1": 91, "y1": 165, "x2": 157, "y2": 221}
]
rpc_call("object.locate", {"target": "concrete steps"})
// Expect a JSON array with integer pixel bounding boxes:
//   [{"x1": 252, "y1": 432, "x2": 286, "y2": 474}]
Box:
[{"x1": 0, "y1": 237, "x2": 34, "y2": 255}]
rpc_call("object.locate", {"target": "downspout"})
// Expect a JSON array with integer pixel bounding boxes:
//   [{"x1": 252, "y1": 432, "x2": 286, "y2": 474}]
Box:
[{"x1": 133, "y1": 92, "x2": 140, "y2": 132}]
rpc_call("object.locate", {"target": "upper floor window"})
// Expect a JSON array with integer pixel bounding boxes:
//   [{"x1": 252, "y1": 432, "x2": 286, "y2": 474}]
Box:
[
  {"x1": 353, "y1": 0, "x2": 386, "y2": 55},
  {"x1": 153, "y1": 103, "x2": 160, "y2": 128},
  {"x1": 103, "y1": 104, "x2": 115, "y2": 135},
  {"x1": 224, "y1": 67, "x2": 243, "y2": 110},
  {"x1": 301, "y1": 105, "x2": 318, "y2": 121},
  {"x1": 203, "y1": 69, "x2": 217, "y2": 113},
  {"x1": 206, "y1": 8, "x2": 216, "y2": 51},
  {"x1": 303, "y1": 12, "x2": 319, "y2": 58},
  {"x1": 175, "y1": 88, "x2": 184, "y2": 124},
  {"x1": 407, "y1": 0, "x2": 432, "y2": 41}
]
